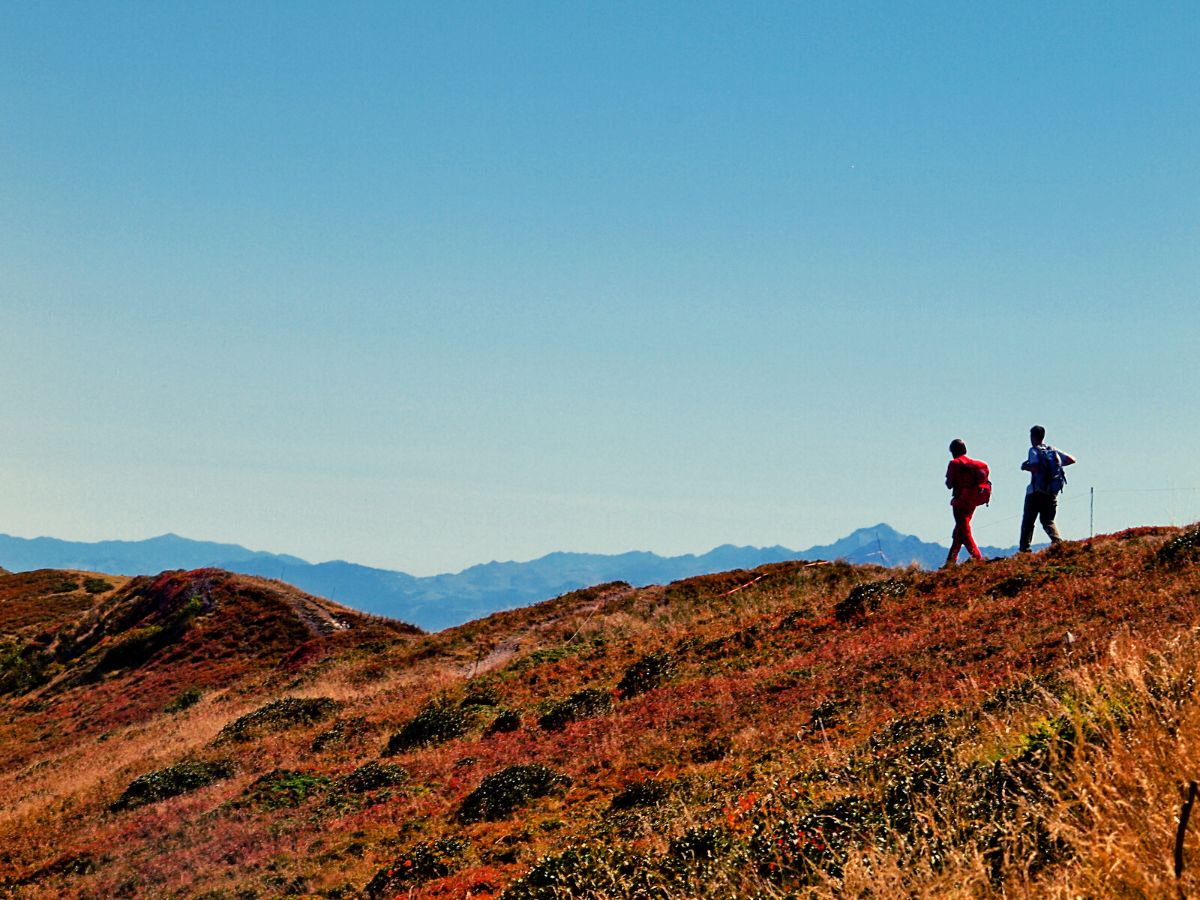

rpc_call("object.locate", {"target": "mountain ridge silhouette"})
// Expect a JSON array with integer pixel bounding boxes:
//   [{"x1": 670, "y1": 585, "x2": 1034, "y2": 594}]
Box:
[{"x1": 0, "y1": 525, "x2": 1016, "y2": 630}]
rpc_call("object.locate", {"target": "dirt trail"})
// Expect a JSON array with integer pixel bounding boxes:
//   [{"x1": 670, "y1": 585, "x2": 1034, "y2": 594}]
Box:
[
  {"x1": 281, "y1": 592, "x2": 352, "y2": 637},
  {"x1": 463, "y1": 583, "x2": 640, "y2": 677},
  {"x1": 467, "y1": 639, "x2": 522, "y2": 676}
]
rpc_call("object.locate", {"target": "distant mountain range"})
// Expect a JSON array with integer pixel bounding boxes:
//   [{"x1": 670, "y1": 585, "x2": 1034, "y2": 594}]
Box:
[{"x1": 0, "y1": 525, "x2": 1016, "y2": 631}]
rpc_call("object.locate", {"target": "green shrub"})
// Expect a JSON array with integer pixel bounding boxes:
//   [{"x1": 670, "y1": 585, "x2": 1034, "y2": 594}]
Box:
[
  {"x1": 364, "y1": 837, "x2": 467, "y2": 897},
  {"x1": 83, "y1": 577, "x2": 115, "y2": 594},
  {"x1": 507, "y1": 645, "x2": 581, "y2": 673},
  {"x1": 165, "y1": 687, "x2": 203, "y2": 713},
  {"x1": 90, "y1": 589, "x2": 212, "y2": 678},
  {"x1": 956, "y1": 756, "x2": 1070, "y2": 883},
  {"x1": 333, "y1": 761, "x2": 408, "y2": 794},
  {"x1": 97, "y1": 625, "x2": 165, "y2": 672},
  {"x1": 239, "y1": 769, "x2": 330, "y2": 810},
  {"x1": 484, "y1": 709, "x2": 521, "y2": 736},
  {"x1": 809, "y1": 698, "x2": 852, "y2": 730},
  {"x1": 456, "y1": 764, "x2": 571, "y2": 823},
  {"x1": 460, "y1": 685, "x2": 500, "y2": 708},
  {"x1": 0, "y1": 641, "x2": 52, "y2": 696},
  {"x1": 668, "y1": 826, "x2": 743, "y2": 877},
  {"x1": 980, "y1": 675, "x2": 1066, "y2": 713},
  {"x1": 748, "y1": 792, "x2": 881, "y2": 882},
  {"x1": 383, "y1": 700, "x2": 471, "y2": 755},
  {"x1": 867, "y1": 711, "x2": 951, "y2": 750},
  {"x1": 990, "y1": 574, "x2": 1033, "y2": 598},
  {"x1": 610, "y1": 778, "x2": 671, "y2": 811},
  {"x1": 538, "y1": 688, "x2": 612, "y2": 731},
  {"x1": 616, "y1": 651, "x2": 676, "y2": 699},
  {"x1": 776, "y1": 609, "x2": 814, "y2": 631},
  {"x1": 696, "y1": 626, "x2": 763, "y2": 660},
  {"x1": 112, "y1": 759, "x2": 235, "y2": 811},
  {"x1": 502, "y1": 845, "x2": 668, "y2": 899},
  {"x1": 1156, "y1": 525, "x2": 1200, "y2": 567},
  {"x1": 834, "y1": 579, "x2": 907, "y2": 623},
  {"x1": 690, "y1": 736, "x2": 731, "y2": 763},
  {"x1": 20, "y1": 853, "x2": 100, "y2": 883},
  {"x1": 736, "y1": 713, "x2": 1072, "y2": 889},
  {"x1": 311, "y1": 716, "x2": 369, "y2": 753},
  {"x1": 216, "y1": 697, "x2": 340, "y2": 743}
]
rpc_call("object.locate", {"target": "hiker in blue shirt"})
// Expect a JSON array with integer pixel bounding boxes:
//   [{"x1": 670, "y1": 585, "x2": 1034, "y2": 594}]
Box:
[{"x1": 1018, "y1": 425, "x2": 1077, "y2": 552}]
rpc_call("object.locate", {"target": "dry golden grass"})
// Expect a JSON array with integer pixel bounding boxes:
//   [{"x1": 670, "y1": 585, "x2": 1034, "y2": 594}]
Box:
[
  {"x1": 784, "y1": 630, "x2": 1200, "y2": 898},
  {"x1": 1031, "y1": 634, "x2": 1200, "y2": 898},
  {"x1": 4, "y1": 530, "x2": 1200, "y2": 897}
]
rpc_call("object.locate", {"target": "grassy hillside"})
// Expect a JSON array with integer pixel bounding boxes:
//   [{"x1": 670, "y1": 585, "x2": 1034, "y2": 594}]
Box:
[{"x1": 2, "y1": 527, "x2": 1200, "y2": 897}]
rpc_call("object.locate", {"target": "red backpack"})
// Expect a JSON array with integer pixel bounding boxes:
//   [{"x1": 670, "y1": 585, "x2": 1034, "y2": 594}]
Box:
[{"x1": 962, "y1": 458, "x2": 992, "y2": 507}]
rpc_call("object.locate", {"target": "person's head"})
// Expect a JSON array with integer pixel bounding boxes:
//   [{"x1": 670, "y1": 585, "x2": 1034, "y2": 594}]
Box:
[
  {"x1": 949, "y1": 438, "x2": 967, "y2": 458},
  {"x1": 1030, "y1": 425, "x2": 1046, "y2": 446}
]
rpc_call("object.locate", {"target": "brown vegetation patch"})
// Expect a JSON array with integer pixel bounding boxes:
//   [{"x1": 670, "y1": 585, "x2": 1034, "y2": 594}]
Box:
[{"x1": 5, "y1": 528, "x2": 1200, "y2": 897}]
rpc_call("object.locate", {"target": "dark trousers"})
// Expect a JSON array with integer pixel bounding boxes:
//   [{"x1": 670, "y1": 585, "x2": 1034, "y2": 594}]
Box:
[{"x1": 1020, "y1": 491, "x2": 1062, "y2": 552}]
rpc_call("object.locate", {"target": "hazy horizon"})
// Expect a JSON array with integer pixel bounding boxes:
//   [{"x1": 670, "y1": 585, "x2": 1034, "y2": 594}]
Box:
[{"x1": 0, "y1": 519, "x2": 1058, "y2": 580}]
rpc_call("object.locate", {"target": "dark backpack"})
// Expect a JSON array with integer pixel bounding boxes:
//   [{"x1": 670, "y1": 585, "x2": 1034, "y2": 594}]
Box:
[
  {"x1": 1034, "y1": 446, "x2": 1067, "y2": 495},
  {"x1": 963, "y1": 458, "x2": 992, "y2": 507}
]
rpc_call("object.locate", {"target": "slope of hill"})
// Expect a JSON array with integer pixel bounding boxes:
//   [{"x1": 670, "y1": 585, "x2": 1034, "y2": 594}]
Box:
[
  {"x1": 3, "y1": 525, "x2": 1200, "y2": 897},
  {"x1": 0, "y1": 569, "x2": 418, "y2": 773},
  {"x1": 0, "y1": 525, "x2": 1016, "y2": 630}
]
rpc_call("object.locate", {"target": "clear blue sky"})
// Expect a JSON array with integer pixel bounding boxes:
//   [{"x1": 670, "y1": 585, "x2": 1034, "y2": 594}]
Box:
[{"x1": 2, "y1": 2, "x2": 1197, "y2": 574}]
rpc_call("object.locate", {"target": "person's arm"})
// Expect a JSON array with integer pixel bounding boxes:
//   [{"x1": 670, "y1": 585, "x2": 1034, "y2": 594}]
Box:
[
  {"x1": 1020, "y1": 447, "x2": 1038, "y2": 471},
  {"x1": 1061, "y1": 451, "x2": 1077, "y2": 466},
  {"x1": 946, "y1": 461, "x2": 954, "y2": 489}
]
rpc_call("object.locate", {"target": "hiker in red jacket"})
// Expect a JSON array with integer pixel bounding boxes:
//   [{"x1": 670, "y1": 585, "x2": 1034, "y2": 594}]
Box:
[{"x1": 944, "y1": 439, "x2": 990, "y2": 566}]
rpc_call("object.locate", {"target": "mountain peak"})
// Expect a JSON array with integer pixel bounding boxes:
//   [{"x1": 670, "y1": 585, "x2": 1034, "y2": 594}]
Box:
[
  {"x1": 0, "y1": 524, "x2": 1012, "y2": 631},
  {"x1": 854, "y1": 523, "x2": 903, "y2": 538}
]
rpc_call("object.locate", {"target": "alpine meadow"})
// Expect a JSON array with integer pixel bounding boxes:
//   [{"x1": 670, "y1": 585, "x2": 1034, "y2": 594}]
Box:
[
  {"x1": 5, "y1": 525, "x2": 1200, "y2": 897},
  {"x1": 4, "y1": 4, "x2": 1199, "y2": 898}
]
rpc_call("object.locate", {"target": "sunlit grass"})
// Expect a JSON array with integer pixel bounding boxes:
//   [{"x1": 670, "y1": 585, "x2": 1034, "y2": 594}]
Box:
[{"x1": 2, "y1": 527, "x2": 1199, "y2": 896}]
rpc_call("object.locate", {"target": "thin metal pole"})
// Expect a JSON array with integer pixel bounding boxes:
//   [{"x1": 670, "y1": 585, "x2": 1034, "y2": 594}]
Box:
[
  {"x1": 1176, "y1": 780, "x2": 1198, "y2": 879},
  {"x1": 1090, "y1": 487, "x2": 1094, "y2": 539}
]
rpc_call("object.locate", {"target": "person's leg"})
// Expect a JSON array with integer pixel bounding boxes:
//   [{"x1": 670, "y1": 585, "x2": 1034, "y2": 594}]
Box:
[
  {"x1": 1039, "y1": 494, "x2": 1062, "y2": 544},
  {"x1": 1019, "y1": 493, "x2": 1038, "y2": 551},
  {"x1": 947, "y1": 509, "x2": 964, "y2": 565},
  {"x1": 959, "y1": 505, "x2": 983, "y2": 560}
]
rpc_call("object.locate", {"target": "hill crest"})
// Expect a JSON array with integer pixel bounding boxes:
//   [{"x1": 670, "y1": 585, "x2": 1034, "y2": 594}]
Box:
[
  {"x1": 0, "y1": 568, "x2": 417, "y2": 767},
  {"x1": 0, "y1": 525, "x2": 1016, "y2": 630},
  {"x1": 4, "y1": 524, "x2": 1200, "y2": 896}
]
